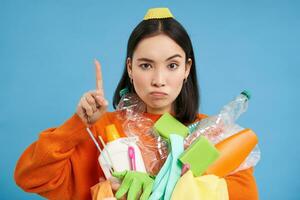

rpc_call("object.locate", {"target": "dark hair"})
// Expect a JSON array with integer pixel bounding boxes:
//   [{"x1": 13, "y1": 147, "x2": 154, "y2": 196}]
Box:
[{"x1": 113, "y1": 18, "x2": 200, "y2": 124}]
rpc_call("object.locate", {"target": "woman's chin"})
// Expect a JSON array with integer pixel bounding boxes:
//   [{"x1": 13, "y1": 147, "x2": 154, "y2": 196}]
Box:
[{"x1": 146, "y1": 102, "x2": 171, "y2": 113}]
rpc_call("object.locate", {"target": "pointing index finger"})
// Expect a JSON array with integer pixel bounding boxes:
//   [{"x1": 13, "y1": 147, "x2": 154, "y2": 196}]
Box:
[{"x1": 94, "y1": 59, "x2": 103, "y2": 92}]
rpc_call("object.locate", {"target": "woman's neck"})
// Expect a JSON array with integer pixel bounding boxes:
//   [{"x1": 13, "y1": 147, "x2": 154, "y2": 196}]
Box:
[{"x1": 146, "y1": 105, "x2": 175, "y2": 116}]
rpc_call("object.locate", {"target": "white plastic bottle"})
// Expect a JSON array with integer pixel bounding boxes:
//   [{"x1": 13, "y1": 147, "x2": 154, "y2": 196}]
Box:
[{"x1": 98, "y1": 124, "x2": 146, "y2": 179}]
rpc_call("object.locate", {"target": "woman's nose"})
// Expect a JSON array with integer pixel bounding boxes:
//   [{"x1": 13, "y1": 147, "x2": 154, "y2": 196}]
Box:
[{"x1": 151, "y1": 69, "x2": 166, "y2": 87}]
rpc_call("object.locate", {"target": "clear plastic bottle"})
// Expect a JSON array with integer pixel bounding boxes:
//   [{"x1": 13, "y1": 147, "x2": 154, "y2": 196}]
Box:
[
  {"x1": 185, "y1": 90, "x2": 251, "y2": 146},
  {"x1": 218, "y1": 90, "x2": 250, "y2": 127},
  {"x1": 116, "y1": 87, "x2": 146, "y2": 116},
  {"x1": 115, "y1": 87, "x2": 169, "y2": 176},
  {"x1": 185, "y1": 90, "x2": 261, "y2": 173}
]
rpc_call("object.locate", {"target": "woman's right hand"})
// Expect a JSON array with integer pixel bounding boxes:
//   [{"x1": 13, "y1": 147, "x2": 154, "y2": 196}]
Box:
[{"x1": 76, "y1": 59, "x2": 109, "y2": 125}]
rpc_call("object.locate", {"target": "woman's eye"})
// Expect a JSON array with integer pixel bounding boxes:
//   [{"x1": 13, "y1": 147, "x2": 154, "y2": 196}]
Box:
[
  {"x1": 140, "y1": 63, "x2": 152, "y2": 70},
  {"x1": 168, "y1": 63, "x2": 179, "y2": 70}
]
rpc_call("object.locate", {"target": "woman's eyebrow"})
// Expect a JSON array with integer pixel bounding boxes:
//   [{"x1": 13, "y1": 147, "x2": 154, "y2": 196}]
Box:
[
  {"x1": 137, "y1": 54, "x2": 182, "y2": 63},
  {"x1": 137, "y1": 58, "x2": 155, "y2": 63},
  {"x1": 165, "y1": 54, "x2": 182, "y2": 61}
]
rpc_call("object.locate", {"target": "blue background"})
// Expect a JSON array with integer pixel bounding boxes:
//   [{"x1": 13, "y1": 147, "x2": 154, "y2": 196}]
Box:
[{"x1": 1, "y1": 0, "x2": 299, "y2": 199}]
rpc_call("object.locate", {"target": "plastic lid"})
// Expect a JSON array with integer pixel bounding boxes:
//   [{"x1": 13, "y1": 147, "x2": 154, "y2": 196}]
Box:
[
  {"x1": 119, "y1": 87, "x2": 129, "y2": 98},
  {"x1": 105, "y1": 124, "x2": 120, "y2": 142},
  {"x1": 241, "y1": 90, "x2": 251, "y2": 100}
]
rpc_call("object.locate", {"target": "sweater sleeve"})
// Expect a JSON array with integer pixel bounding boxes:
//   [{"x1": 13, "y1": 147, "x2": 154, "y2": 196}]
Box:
[
  {"x1": 14, "y1": 113, "x2": 105, "y2": 200},
  {"x1": 225, "y1": 167, "x2": 259, "y2": 200}
]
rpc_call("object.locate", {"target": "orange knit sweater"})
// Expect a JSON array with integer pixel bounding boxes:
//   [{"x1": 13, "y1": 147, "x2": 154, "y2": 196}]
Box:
[{"x1": 14, "y1": 112, "x2": 259, "y2": 200}]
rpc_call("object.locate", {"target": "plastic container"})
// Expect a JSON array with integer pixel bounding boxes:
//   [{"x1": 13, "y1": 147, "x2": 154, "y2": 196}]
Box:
[
  {"x1": 115, "y1": 88, "x2": 169, "y2": 176},
  {"x1": 98, "y1": 124, "x2": 146, "y2": 179},
  {"x1": 185, "y1": 90, "x2": 251, "y2": 146}
]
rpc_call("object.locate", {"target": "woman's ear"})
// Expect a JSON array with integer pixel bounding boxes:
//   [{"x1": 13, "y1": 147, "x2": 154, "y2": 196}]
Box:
[
  {"x1": 185, "y1": 58, "x2": 192, "y2": 79},
  {"x1": 126, "y1": 57, "x2": 132, "y2": 78}
]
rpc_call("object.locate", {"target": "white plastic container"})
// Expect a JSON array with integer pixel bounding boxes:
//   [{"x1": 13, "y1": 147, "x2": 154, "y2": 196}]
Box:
[{"x1": 98, "y1": 124, "x2": 146, "y2": 179}]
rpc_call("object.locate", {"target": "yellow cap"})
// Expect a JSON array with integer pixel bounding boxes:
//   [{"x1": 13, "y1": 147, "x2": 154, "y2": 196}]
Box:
[
  {"x1": 144, "y1": 8, "x2": 174, "y2": 20},
  {"x1": 105, "y1": 124, "x2": 120, "y2": 142}
]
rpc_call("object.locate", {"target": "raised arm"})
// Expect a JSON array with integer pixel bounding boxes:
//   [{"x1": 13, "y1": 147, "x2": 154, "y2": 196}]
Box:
[{"x1": 15, "y1": 59, "x2": 110, "y2": 199}]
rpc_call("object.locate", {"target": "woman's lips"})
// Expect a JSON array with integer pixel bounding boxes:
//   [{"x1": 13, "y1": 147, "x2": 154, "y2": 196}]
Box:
[{"x1": 150, "y1": 92, "x2": 167, "y2": 98}]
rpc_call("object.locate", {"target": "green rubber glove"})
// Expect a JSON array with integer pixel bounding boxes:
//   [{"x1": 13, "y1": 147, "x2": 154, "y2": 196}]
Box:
[{"x1": 112, "y1": 170, "x2": 154, "y2": 200}]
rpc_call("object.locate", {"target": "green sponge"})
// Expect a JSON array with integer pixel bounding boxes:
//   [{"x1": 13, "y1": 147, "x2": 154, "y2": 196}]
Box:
[
  {"x1": 179, "y1": 136, "x2": 220, "y2": 176},
  {"x1": 154, "y1": 113, "x2": 189, "y2": 140}
]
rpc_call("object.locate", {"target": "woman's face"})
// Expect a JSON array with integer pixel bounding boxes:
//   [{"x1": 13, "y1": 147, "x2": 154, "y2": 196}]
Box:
[{"x1": 127, "y1": 34, "x2": 192, "y2": 114}]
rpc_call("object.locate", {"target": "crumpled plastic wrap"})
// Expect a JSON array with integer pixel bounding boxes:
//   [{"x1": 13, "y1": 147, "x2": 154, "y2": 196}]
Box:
[{"x1": 116, "y1": 90, "x2": 169, "y2": 176}]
